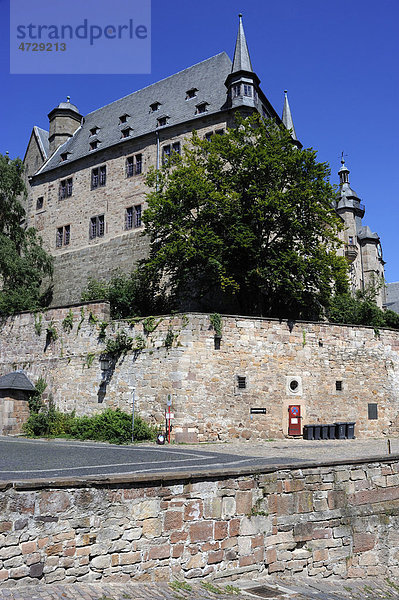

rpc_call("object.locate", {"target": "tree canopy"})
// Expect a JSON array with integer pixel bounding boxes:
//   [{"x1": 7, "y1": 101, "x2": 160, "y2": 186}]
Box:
[
  {"x1": 143, "y1": 115, "x2": 348, "y2": 320},
  {"x1": 0, "y1": 154, "x2": 53, "y2": 315}
]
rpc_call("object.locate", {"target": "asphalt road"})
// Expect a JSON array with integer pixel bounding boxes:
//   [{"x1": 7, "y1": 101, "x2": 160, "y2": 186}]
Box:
[{"x1": 0, "y1": 436, "x2": 307, "y2": 482}]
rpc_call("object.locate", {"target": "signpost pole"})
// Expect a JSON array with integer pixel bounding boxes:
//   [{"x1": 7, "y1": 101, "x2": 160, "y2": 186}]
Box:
[
  {"x1": 131, "y1": 387, "x2": 136, "y2": 443},
  {"x1": 167, "y1": 394, "x2": 172, "y2": 444}
]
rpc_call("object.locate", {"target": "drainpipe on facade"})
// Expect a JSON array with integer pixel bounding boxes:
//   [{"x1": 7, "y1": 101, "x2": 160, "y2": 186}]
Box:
[{"x1": 156, "y1": 130, "x2": 160, "y2": 192}]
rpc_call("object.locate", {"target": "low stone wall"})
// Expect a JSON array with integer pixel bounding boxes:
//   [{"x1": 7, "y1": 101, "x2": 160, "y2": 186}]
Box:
[
  {"x1": 1, "y1": 457, "x2": 399, "y2": 586},
  {"x1": 1, "y1": 304, "x2": 399, "y2": 440}
]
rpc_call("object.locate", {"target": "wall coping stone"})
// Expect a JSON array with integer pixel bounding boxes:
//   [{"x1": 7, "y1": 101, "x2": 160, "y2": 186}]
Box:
[{"x1": 1, "y1": 451, "x2": 398, "y2": 492}]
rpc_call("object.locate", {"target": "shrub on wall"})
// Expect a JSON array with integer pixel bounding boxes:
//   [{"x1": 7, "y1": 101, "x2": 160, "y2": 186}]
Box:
[{"x1": 23, "y1": 407, "x2": 156, "y2": 445}]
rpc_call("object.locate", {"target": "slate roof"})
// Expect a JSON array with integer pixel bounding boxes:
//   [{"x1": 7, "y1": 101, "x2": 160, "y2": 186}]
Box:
[
  {"x1": 37, "y1": 52, "x2": 233, "y2": 175},
  {"x1": 386, "y1": 282, "x2": 399, "y2": 305},
  {"x1": 357, "y1": 224, "x2": 380, "y2": 241},
  {"x1": 0, "y1": 372, "x2": 35, "y2": 392},
  {"x1": 34, "y1": 126, "x2": 49, "y2": 159}
]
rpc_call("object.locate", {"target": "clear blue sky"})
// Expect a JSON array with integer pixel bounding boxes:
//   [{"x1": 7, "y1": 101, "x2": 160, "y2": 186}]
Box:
[{"x1": 1, "y1": 0, "x2": 398, "y2": 281}]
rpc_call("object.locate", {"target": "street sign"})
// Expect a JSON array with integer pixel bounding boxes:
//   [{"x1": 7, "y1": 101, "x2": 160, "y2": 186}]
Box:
[
  {"x1": 166, "y1": 396, "x2": 172, "y2": 407},
  {"x1": 165, "y1": 413, "x2": 174, "y2": 419}
]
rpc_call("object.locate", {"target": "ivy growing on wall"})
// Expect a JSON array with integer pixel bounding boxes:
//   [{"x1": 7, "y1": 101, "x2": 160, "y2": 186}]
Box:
[{"x1": 62, "y1": 309, "x2": 74, "y2": 333}]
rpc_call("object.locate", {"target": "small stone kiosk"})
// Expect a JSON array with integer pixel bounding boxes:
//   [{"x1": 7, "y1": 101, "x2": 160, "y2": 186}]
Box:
[{"x1": 0, "y1": 371, "x2": 35, "y2": 435}]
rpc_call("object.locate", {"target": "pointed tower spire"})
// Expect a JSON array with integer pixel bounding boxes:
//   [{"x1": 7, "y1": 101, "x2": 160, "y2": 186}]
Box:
[
  {"x1": 225, "y1": 14, "x2": 259, "y2": 110},
  {"x1": 338, "y1": 152, "x2": 350, "y2": 185},
  {"x1": 282, "y1": 91, "x2": 298, "y2": 141},
  {"x1": 232, "y1": 14, "x2": 253, "y2": 73}
]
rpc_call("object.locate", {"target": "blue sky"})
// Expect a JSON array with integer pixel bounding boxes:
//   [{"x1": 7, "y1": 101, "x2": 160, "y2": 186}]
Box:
[{"x1": 1, "y1": 0, "x2": 398, "y2": 281}]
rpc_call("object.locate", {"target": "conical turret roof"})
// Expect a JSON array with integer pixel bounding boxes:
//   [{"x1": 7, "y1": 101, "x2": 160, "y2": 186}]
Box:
[
  {"x1": 231, "y1": 14, "x2": 253, "y2": 73},
  {"x1": 282, "y1": 90, "x2": 298, "y2": 141}
]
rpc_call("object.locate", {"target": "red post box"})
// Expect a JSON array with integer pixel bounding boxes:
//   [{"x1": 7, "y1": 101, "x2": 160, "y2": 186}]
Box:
[{"x1": 288, "y1": 405, "x2": 302, "y2": 436}]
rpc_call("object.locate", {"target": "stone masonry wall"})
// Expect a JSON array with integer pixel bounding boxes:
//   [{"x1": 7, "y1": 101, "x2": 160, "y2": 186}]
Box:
[
  {"x1": 1, "y1": 458, "x2": 399, "y2": 586},
  {"x1": 27, "y1": 114, "x2": 230, "y2": 306},
  {"x1": 1, "y1": 304, "x2": 399, "y2": 440}
]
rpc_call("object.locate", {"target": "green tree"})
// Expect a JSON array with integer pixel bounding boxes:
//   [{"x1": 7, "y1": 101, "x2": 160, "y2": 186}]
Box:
[
  {"x1": 144, "y1": 115, "x2": 348, "y2": 320},
  {"x1": 327, "y1": 285, "x2": 399, "y2": 330},
  {"x1": 0, "y1": 154, "x2": 53, "y2": 315},
  {"x1": 81, "y1": 269, "x2": 170, "y2": 319}
]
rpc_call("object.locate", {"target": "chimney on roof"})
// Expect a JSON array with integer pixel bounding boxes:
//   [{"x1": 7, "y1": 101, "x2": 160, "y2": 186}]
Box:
[{"x1": 48, "y1": 97, "x2": 82, "y2": 156}]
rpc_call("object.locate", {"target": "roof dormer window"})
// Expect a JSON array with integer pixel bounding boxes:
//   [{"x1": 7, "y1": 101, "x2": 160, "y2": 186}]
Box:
[
  {"x1": 157, "y1": 116, "x2": 169, "y2": 127},
  {"x1": 119, "y1": 114, "x2": 129, "y2": 124},
  {"x1": 90, "y1": 140, "x2": 99, "y2": 150},
  {"x1": 150, "y1": 102, "x2": 161, "y2": 112},
  {"x1": 186, "y1": 88, "x2": 198, "y2": 99},
  {"x1": 90, "y1": 126, "x2": 99, "y2": 136},
  {"x1": 121, "y1": 127, "x2": 132, "y2": 138},
  {"x1": 196, "y1": 102, "x2": 208, "y2": 114},
  {"x1": 60, "y1": 152, "x2": 69, "y2": 162}
]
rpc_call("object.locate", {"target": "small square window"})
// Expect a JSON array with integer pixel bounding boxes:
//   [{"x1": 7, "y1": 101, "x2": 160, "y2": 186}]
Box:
[
  {"x1": 349, "y1": 236, "x2": 354, "y2": 244},
  {"x1": 90, "y1": 140, "x2": 99, "y2": 150},
  {"x1": 243, "y1": 84, "x2": 252, "y2": 97},
  {"x1": 90, "y1": 126, "x2": 99, "y2": 136},
  {"x1": 36, "y1": 197, "x2": 44, "y2": 210},
  {"x1": 204, "y1": 132, "x2": 213, "y2": 142},
  {"x1": 150, "y1": 102, "x2": 161, "y2": 112},
  {"x1": 368, "y1": 403, "x2": 378, "y2": 420},
  {"x1": 119, "y1": 114, "x2": 129, "y2": 124},
  {"x1": 336, "y1": 380, "x2": 343, "y2": 391},
  {"x1": 237, "y1": 376, "x2": 246, "y2": 389},
  {"x1": 60, "y1": 152, "x2": 68, "y2": 162},
  {"x1": 215, "y1": 129, "x2": 224, "y2": 135},
  {"x1": 157, "y1": 116, "x2": 168, "y2": 127}
]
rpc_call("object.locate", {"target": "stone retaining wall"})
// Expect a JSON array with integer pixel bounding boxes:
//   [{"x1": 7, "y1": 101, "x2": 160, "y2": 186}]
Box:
[
  {"x1": 1, "y1": 458, "x2": 399, "y2": 586},
  {"x1": 1, "y1": 304, "x2": 399, "y2": 440}
]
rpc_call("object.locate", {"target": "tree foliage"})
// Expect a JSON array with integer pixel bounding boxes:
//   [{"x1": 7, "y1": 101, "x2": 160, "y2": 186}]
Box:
[
  {"x1": 81, "y1": 269, "x2": 171, "y2": 319},
  {"x1": 143, "y1": 115, "x2": 348, "y2": 320},
  {"x1": 0, "y1": 154, "x2": 53, "y2": 315},
  {"x1": 327, "y1": 286, "x2": 399, "y2": 330}
]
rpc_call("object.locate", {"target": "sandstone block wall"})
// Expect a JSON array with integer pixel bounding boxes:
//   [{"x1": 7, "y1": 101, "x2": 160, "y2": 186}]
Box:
[
  {"x1": 0, "y1": 305, "x2": 399, "y2": 440},
  {"x1": 0, "y1": 391, "x2": 30, "y2": 436},
  {"x1": 1, "y1": 458, "x2": 399, "y2": 586},
  {"x1": 27, "y1": 114, "x2": 229, "y2": 306}
]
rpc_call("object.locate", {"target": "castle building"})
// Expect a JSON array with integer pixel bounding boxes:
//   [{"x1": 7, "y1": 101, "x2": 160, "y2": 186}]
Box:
[
  {"x1": 23, "y1": 16, "x2": 385, "y2": 308},
  {"x1": 334, "y1": 158, "x2": 385, "y2": 306}
]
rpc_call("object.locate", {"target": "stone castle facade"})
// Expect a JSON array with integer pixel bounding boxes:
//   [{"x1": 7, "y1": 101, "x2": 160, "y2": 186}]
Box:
[{"x1": 22, "y1": 16, "x2": 385, "y2": 307}]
